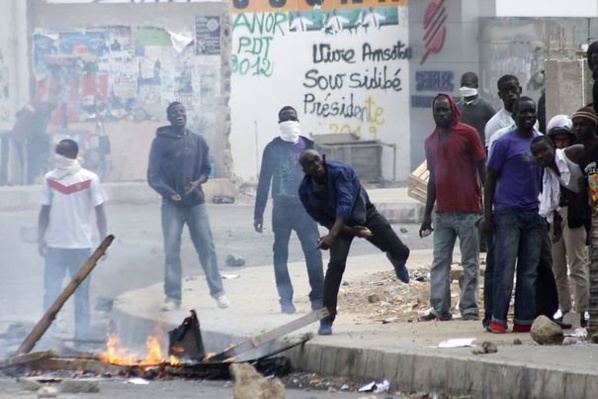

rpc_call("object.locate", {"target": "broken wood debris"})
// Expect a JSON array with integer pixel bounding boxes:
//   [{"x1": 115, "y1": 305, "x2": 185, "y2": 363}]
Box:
[
  {"x1": 209, "y1": 308, "x2": 329, "y2": 362},
  {"x1": 0, "y1": 350, "x2": 58, "y2": 370}
]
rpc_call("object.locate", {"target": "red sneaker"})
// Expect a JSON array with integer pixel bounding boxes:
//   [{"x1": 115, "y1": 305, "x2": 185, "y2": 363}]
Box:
[
  {"x1": 487, "y1": 321, "x2": 507, "y2": 333},
  {"x1": 513, "y1": 324, "x2": 531, "y2": 333}
]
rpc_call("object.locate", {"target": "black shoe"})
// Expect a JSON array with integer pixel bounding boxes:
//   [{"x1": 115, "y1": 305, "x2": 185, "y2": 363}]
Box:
[
  {"x1": 581, "y1": 313, "x2": 588, "y2": 328},
  {"x1": 462, "y1": 314, "x2": 479, "y2": 321},
  {"x1": 418, "y1": 312, "x2": 452, "y2": 322},
  {"x1": 552, "y1": 317, "x2": 572, "y2": 329}
]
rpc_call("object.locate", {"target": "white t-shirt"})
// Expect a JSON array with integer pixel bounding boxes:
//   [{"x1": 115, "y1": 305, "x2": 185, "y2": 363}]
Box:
[
  {"x1": 484, "y1": 108, "x2": 514, "y2": 147},
  {"x1": 485, "y1": 107, "x2": 540, "y2": 152},
  {"x1": 41, "y1": 168, "x2": 107, "y2": 249}
]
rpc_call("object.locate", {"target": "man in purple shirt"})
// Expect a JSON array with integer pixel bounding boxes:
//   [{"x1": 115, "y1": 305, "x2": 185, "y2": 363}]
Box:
[{"x1": 483, "y1": 96, "x2": 543, "y2": 333}]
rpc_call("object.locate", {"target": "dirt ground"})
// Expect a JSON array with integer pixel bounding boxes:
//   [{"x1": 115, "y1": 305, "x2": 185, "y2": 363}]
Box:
[{"x1": 337, "y1": 263, "x2": 487, "y2": 325}]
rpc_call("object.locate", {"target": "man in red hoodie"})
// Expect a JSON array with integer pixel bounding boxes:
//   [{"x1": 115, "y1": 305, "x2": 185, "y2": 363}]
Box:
[{"x1": 419, "y1": 94, "x2": 486, "y2": 321}]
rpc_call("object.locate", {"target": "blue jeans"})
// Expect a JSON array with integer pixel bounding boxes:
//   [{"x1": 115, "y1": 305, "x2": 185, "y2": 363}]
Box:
[
  {"x1": 272, "y1": 203, "x2": 324, "y2": 310},
  {"x1": 492, "y1": 209, "x2": 543, "y2": 326},
  {"x1": 44, "y1": 247, "x2": 91, "y2": 339},
  {"x1": 161, "y1": 201, "x2": 224, "y2": 301},
  {"x1": 430, "y1": 212, "x2": 480, "y2": 319}
]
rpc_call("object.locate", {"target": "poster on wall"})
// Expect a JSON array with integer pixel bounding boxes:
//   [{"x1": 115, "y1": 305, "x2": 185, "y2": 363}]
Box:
[
  {"x1": 196, "y1": 16, "x2": 221, "y2": 56},
  {"x1": 32, "y1": 25, "x2": 220, "y2": 132}
]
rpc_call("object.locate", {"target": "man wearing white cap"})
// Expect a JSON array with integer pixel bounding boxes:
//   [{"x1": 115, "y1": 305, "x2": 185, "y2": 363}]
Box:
[{"x1": 530, "y1": 115, "x2": 590, "y2": 327}]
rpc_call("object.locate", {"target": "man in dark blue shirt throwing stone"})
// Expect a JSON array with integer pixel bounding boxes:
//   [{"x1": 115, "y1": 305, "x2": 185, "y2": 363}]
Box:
[{"x1": 298, "y1": 149, "x2": 410, "y2": 335}]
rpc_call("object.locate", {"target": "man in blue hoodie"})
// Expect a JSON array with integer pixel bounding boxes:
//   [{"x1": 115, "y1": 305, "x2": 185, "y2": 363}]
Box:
[
  {"x1": 147, "y1": 102, "x2": 229, "y2": 311},
  {"x1": 254, "y1": 106, "x2": 324, "y2": 314},
  {"x1": 299, "y1": 149, "x2": 410, "y2": 335}
]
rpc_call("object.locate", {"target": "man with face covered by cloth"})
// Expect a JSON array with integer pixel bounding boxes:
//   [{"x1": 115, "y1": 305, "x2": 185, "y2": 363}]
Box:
[
  {"x1": 456, "y1": 72, "x2": 496, "y2": 145},
  {"x1": 254, "y1": 106, "x2": 324, "y2": 314}
]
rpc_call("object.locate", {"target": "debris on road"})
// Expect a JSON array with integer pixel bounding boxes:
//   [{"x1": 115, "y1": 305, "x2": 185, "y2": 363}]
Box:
[
  {"x1": 472, "y1": 341, "x2": 498, "y2": 355},
  {"x1": 226, "y1": 254, "x2": 246, "y2": 267},
  {"x1": 436, "y1": 338, "x2": 476, "y2": 349},
  {"x1": 531, "y1": 316, "x2": 564, "y2": 345},
  {"x1": 213, "y1": 195, "x2": 235, "y2": 204},
  {"x1": 358, "y1": 379, "x2": 390, "y2": 393},
  {"x1": 230, "y1": 363, "x2": 285, "y2": 399},
  {"x1": 125, "y1": 378, "x2": 150, "y2": 385}
]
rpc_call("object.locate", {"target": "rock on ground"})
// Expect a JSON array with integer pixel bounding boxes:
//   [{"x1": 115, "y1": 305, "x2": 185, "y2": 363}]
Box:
[
  {"x1": 531, "y1": 315, "x2": 564, "y2": 345},
  {"x1": 230, "y1": 363, "x2": 285, "y2": 399}
]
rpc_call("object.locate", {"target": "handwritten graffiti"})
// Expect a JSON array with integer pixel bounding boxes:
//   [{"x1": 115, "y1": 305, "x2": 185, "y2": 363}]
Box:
[
  {"x1": 232, "y1": 12, "x2": 287, "y2": 77},
  {"x1": 324, "y1": 97, "x2": 385, "y2": 138},
  {"x1": 304, "y1": 67, "x2": 402, "y2": 92}
]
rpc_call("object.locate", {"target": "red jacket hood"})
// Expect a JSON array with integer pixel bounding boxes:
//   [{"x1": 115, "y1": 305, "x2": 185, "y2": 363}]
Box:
[{"x1": 434, "y1": 93, "x2": 461, "y2": 127}]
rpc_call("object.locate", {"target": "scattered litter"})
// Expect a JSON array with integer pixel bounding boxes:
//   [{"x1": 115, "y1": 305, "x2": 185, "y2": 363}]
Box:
[
  {"x1": 381, "y1": 317, "x2": 398, "y2": 324},
  {"x1": 225, "y1": 254, "x2": 246, "y2": 267},
  {"x1": 367, "y1": 294, "x2": 380, "y2": 303},
  {"x1": 513, "y1": 338, "x2": 523, "y2": 345},
  {"x1": 221, "y1": 273, "x2": 240, "y2": 279},
  {"x1": 213, "y1": 195, "x2": 235, "y2": 204},
  {"x1": 472, "y1": 341, "x2": 498, "y2": 355},
  {"x1": 358, "y1": 380, "x2": 390, "y2": 393},
  {"x1": 565, "y1": 327, "x2": 587, "y2": 338},
  {"x1": 437, "y1": 338, "x2": 476, "y2": 348},
  {"x1": 399, "y1": 227, "x2": 408, "y2": 234},
  {"x1": 125, "y1": 378, "x2": 149, "y2": 385}
]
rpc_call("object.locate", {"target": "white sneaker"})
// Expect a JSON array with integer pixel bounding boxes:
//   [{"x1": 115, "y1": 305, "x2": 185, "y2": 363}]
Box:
[
  {"x1": 216, "y1": 295, "x2": 230, "y2": 309},
  {"x1": 161, "y1": 298, "x2": 180, "y2": 312}
]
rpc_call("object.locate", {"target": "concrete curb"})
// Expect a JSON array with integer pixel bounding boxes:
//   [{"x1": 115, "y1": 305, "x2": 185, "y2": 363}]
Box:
[
  {"x1": 111, "y1": 303, "x2": 598, "y2": 399},
  {"x1": 285, "y1": 343, "x2": 597, "y2": 399}
]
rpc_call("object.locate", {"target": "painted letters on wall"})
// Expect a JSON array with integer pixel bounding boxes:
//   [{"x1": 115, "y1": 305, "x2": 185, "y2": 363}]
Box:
[{"x1": 230, "y1": 3, "x2": 411, "y2": 181}]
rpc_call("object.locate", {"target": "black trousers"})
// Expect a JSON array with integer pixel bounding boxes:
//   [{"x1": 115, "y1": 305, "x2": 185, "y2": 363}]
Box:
[
  {"x1": 322, "y1": 204, "x2": 410, "y2": 325},
  {"x1": 536, "y1": 228, "x2": 559, "y2": 318}
]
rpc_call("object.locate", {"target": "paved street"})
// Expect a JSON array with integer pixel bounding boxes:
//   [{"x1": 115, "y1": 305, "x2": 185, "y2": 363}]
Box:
[
  {"x1": 0, "y1": 378, "x2": 405, "y2": 398},
  {"x1": 0, "y1": 202, "x2": 432, "y2": 329}
]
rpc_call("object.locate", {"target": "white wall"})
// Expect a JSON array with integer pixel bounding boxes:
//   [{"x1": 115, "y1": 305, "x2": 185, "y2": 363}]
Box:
[
  {"x1": 0, "y1": 0, "x2": 29, "y2": 130},
  {"x1": 495, "y1": 0, "x2": 598, "y2": 17},
  {"x1": 230, "y1": 5, "x2": 411, "y2": 181}
]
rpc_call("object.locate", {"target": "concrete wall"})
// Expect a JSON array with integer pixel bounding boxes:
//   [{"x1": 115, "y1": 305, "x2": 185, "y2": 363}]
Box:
[
  {"x1": 408, "y1": 0, "x2": 482, "y2": 169},
  {"x1": 29, "y1": 1, "x2": 232, "y2": 181},
  {"x1": 0, "y1": 1, "x2": 30, "y2": 130},
  {"x1": 495, "y1": 0, "x2": 598, "y2": 18},
  {"x1": 229, "y1": 1, "x2": 411, "y2": 182},
  {"x1": 480, "y1": 17, "x2": 598, "y2": 114}
]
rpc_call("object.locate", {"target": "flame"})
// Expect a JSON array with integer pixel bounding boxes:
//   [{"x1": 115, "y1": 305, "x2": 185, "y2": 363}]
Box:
[
  {"x1": 99, "y1": 333, "x2": 137, "y2": 365},
  {"x1": 99, "y1": 325, "x2": 182, "y2": 366}
]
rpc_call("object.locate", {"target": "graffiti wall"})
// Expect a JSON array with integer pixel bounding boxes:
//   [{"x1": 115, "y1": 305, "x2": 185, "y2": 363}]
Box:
[{"x1": 229, "y1": 0, "x2": 411, "y2": 181}]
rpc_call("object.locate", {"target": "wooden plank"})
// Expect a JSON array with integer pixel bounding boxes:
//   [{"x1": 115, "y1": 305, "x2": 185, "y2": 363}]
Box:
[
  {"x1": 15, "y1": 235, "x2": 115, "y2": 355},
  {"x1": 0, "y1": 350, "x2": 58, "y2": 369},
  {"x1": 209, "y1": 308, "x2": 329, "y2": 362},
  {"x1": 31, "y1": 357, "x2": 132, "y2": 375}
]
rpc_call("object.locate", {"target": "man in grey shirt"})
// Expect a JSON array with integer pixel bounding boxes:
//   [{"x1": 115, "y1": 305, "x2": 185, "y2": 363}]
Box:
[{"x1": 457, "y1": 72, "x2": 496, "y2": 145}]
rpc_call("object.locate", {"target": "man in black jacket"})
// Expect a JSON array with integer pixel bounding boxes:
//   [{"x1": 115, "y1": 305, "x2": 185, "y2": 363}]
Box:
[
  {"x1": 148, "y1": 102, "x2": 229, "y2": 311},
  {"x1": 254, "y1": 106, "x2": 324, "y2": 314}
]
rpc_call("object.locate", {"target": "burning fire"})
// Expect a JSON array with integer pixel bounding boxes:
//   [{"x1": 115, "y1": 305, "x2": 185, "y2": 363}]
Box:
[{"x1": 100, "y1": 326, "x2": 180, "y2": 366}]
